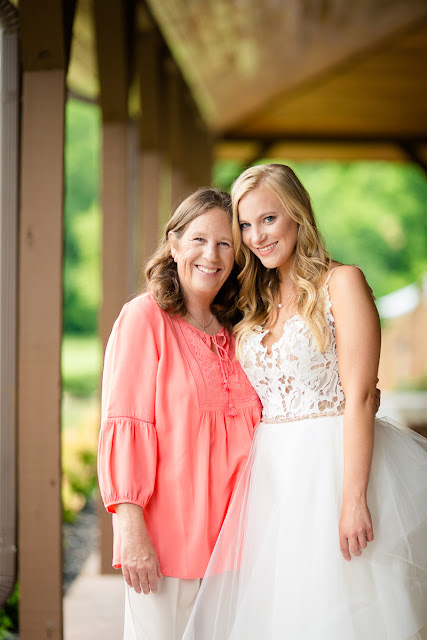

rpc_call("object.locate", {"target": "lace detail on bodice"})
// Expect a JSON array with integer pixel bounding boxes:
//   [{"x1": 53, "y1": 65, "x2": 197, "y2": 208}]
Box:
[{"x1": 240, "y1": 286, "x2": 345, "y2": 423}]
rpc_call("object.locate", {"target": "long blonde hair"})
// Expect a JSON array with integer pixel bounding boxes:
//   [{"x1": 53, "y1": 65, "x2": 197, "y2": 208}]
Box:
[{"x1": 231, "y1": 164, "x2": 331, "y2": 353}]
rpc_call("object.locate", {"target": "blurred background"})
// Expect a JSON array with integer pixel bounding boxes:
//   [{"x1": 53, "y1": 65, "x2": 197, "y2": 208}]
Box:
[{"x1": 0, "y1": 0, "x2": 426, "y2": 638}]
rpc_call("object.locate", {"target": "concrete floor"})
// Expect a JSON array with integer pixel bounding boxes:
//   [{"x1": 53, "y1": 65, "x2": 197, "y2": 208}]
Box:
[
  {"x1": 64, "y1": 553, "x2": 124, "y2": 640},
  {"x1": 64, "y1": 553, "x2": 427, "y2": 640}
]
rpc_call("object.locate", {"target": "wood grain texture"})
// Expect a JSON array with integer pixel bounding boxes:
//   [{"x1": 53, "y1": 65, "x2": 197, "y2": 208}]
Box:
[{"x1": 18, "y1": 69, "x2": 65, "y2": 640}]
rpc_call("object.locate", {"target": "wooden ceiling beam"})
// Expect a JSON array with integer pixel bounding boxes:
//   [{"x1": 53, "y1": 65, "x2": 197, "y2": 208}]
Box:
[
  {"x1": 399, "y1": 143, "x2": 427, "y2": 176},
  {"x1": 93, "y1": 0, "x2": 135, "y2": 121},
  {"x1": 20, "y1": 0, "x2": 76, "y2": 71},
  {"x1": 215, "y1": 138, "x2": 424, "y2": 164},
  {"x1": 222, "y1": 134, "x2": 427, "y2": 145}
]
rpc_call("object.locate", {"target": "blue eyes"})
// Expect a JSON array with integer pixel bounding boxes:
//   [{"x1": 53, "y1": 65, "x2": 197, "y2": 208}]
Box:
[{"x1": 240, "y1": 216, "x2": 275, "y2": 230}]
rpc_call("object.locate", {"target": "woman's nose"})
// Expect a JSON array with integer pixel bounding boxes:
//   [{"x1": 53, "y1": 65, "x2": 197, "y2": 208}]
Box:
[
  {"x1": 204, "y1": 242, "x2": 219, "y2": 261},
  {"x1": 250, "y1": 226, "x2": 265, "y2": 245}
]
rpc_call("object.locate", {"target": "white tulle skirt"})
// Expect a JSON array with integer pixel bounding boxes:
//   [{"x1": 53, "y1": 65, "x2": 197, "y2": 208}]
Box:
[{"x1": 183, "y1": 415, "x2": 427, "y2": 640}]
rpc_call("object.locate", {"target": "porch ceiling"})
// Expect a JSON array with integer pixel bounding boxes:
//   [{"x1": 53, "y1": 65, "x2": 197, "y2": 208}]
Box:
[
  {"x1": 67, "y1": 0, "x2": 427, "y2": 162},
  {"x1": 143, "y1": 0, "x2": 427, "y2": 163}
]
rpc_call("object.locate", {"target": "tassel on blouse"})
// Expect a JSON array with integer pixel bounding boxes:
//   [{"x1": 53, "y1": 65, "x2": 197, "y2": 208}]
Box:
[{"x1": 213, "y1": 334, "x2": 238, "y2": 417}]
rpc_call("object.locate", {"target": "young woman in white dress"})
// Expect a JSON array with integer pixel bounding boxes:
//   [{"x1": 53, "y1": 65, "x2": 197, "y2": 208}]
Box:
[{"x1": 183, "y1": 163, "x2": 427, "y2": 640}]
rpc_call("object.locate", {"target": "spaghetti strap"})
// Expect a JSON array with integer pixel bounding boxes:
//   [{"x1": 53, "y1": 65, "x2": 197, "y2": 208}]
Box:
[
  {"x1": 325, "y1": 264, "x2": 361, "y2": 285},
  {"x1": 325, "y1": 264, "x2": 374, "y2": 301}
]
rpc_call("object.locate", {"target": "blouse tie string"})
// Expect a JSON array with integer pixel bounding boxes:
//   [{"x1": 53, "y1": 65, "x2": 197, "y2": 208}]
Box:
[{"x1": 212, "y1": 333, "x2": 238, "y2": 417}]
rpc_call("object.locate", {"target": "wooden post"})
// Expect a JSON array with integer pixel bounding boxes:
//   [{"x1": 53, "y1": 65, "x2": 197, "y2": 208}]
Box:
[
  {"x1": 137, "y1": 29, "x2": 165, "y2": 272},
  {"x1": 18, "y1": 69, "x2": 66, "y2": 640},
  {"x1": 18, "y1": 1, "x2": 75, "y2": 637},
  {"x1": 166, "y1": 61, "x2": 192, "y2": 212},
  {"x1": 188, "y1": 101, "x2": 214, "y2": 190},
  {"x1": 93, "y1": 0, "x2": 134, "y2": 575}
]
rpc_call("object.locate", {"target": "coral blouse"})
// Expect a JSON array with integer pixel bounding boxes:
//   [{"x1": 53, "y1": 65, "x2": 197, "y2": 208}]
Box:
[{"x1": 98, "y1": 293, "x2": 262, "y2": 579}]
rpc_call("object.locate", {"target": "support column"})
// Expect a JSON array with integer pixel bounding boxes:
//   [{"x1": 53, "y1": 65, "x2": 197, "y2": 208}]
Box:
[
  {"x1": 185, "y1": 94, "x2": 213, "y2": 191},
  {"x1": 138, "y1": 30, "x2": 165, "y2": 270},
  {"x1": 18, "y1": 69, "x2": 66, "y2": 640},
  {"x1": 94, "y1": 0, "x2": 134, "y2": 575},
  {"x1": 18, "y1": 1, "x2": 75, "y2": 636},
  {"x1": 98, "y1": 122, "x2": 133, "y2": 574},
  {"x1": 166, "y1": 62, "x2": 192, "y2": 212}
]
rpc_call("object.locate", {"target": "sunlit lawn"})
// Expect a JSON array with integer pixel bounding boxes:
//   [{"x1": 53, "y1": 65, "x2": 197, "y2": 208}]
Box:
[
  {"x1": 61, "y1": 333, "x2": 102, "y2": 431},
  {"x1": 61, "y1": 334, "x2": 102, "y2": 517}
]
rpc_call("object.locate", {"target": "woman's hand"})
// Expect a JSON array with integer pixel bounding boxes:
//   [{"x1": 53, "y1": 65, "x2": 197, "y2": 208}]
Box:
[
  {"x1": 116, "y1": 503, "x2": 162, "y2": 595},
  {"x1": 339, "y1": 498, "x2": 374, "y2": 562},
  {"x1": 120, "y1": 530, "x2": 162, "y2": 594}
]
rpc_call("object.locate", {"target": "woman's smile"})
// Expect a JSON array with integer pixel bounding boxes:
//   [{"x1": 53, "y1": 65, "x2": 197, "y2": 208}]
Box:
[
  {"x1": 195, "y1": 265, "x2": 222, "y2": 275},
  {"x1": 257, "y1": 241, "x2": 278, "y2": 255}
]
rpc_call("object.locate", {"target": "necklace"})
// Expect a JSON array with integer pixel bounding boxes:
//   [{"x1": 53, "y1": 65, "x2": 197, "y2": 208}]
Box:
[
  {"x1": 186, "y1": 310, "x2": 215, "y2": 333},
  {"x1": 278, "y1": 290, "x2": 294, "y2": 309}
]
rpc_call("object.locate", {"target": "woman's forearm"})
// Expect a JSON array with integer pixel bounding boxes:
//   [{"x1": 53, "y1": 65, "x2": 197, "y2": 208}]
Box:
[
  {"x1": 342, "y1": 395, "x2": 375, "y2": 502},
  {"x1": 115, "y1": 503, "x2": 162, "y2": 594},
  {"x1": 116, "y1": 503, "x2": 150, "y2": 540}
]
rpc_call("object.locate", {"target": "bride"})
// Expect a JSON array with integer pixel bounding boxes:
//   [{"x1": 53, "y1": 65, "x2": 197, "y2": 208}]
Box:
[{"x1": 183, "y1": 164, "x2": 427, "y2": 639}]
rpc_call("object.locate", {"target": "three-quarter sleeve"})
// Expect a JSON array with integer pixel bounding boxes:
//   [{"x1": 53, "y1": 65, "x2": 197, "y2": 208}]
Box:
[{"x1": 98, "y1": 297, "x2": 159, "y2": 513}]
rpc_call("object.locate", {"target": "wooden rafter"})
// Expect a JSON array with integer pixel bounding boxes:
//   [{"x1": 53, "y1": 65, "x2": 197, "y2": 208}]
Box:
[
  {"x1": 20, "y1": 0, "x2": 76, "y2": 71},
  {"x1": 93, "y1": 0, "x2": 135, "y2": 122}
]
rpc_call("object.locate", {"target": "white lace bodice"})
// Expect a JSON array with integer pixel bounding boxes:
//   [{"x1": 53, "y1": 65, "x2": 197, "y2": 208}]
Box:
[{"x1": 240, "y1": 285, "x2": 345, "y2": 423}]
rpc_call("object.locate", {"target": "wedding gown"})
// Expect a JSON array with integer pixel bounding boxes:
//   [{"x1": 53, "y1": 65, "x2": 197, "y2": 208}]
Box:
[{"x1": 183, "y1": 280, "x2": 427, "y2": 639}]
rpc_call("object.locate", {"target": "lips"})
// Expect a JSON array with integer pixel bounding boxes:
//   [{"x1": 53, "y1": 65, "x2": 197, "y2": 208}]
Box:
[
  {"x1": 258, "y1": 241, "x2": 278, "y2": 254},
  {"x1": 196, "y1": 265, "x2": 221, "y2": 274}
]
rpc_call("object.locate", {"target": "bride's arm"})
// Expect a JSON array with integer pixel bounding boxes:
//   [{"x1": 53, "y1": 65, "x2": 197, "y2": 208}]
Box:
[{"x1": 327, "y1": 265, "x2": 381, "y2": 562}]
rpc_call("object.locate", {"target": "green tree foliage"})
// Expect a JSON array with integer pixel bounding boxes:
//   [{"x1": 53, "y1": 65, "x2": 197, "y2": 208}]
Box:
[
  {"x1": 213, "y1": 160, "x2": 427, "y2": 298},
  {"x1": 63, "y1": 100, "x2": 101, "y2": 334},
  {"x1": 0, "y1": 583, "x2": 18, "y2": 638}
]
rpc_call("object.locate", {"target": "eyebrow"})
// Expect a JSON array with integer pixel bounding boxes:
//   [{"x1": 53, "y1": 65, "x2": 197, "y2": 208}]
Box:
[
  {"x1": 190, "y1": 231, "x2": 232, "y2": 241},
  {"x1": 239, "y1": 210, "x2": 277, "y2": 222}
]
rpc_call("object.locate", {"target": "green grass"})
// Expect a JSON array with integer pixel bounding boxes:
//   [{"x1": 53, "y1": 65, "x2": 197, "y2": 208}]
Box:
[
  {"x1": 62, "y1": 334, "x2": 102, "y2": 398},
  {"x1": 61, "y1": 333, "x2": 101, "y2": 519}
]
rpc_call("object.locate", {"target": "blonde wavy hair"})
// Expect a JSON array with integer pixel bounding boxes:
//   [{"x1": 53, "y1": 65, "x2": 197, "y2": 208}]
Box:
[
  {"x1": 231, "y1": 164, "x2": 332, "y2": 354},
  {"x1": 145, "y1": 187, "x2": 242, "y2": 331}
]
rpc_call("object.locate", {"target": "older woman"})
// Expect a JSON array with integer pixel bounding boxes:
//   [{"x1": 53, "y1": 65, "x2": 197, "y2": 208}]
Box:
[{"x1": 97, "y1": 187, "x2": 262, "y2": 639}]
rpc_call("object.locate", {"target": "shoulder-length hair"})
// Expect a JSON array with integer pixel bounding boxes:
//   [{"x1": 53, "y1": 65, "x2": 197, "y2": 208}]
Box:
[
  {"x1": 231, "y1": 164, "x2": 331, "y2": 353},
  {"x1": 145, "y1": 187, "x2": 242, "y2": 331}
]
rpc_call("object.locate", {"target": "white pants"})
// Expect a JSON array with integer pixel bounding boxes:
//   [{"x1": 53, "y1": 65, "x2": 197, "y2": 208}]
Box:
[{"x1": 124, "y1": 577, "x2": 202, "y2": 640}]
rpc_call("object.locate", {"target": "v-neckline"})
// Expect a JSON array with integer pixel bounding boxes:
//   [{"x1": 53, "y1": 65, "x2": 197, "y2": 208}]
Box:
[{"x1": 258, "y1": 314, "x2": 300, "y2": 356}]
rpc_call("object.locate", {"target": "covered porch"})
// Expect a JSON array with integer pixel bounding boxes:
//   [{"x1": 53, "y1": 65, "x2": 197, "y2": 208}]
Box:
[{"x1": 0, "y1": 0, "x2": 426, "y2": 637}]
